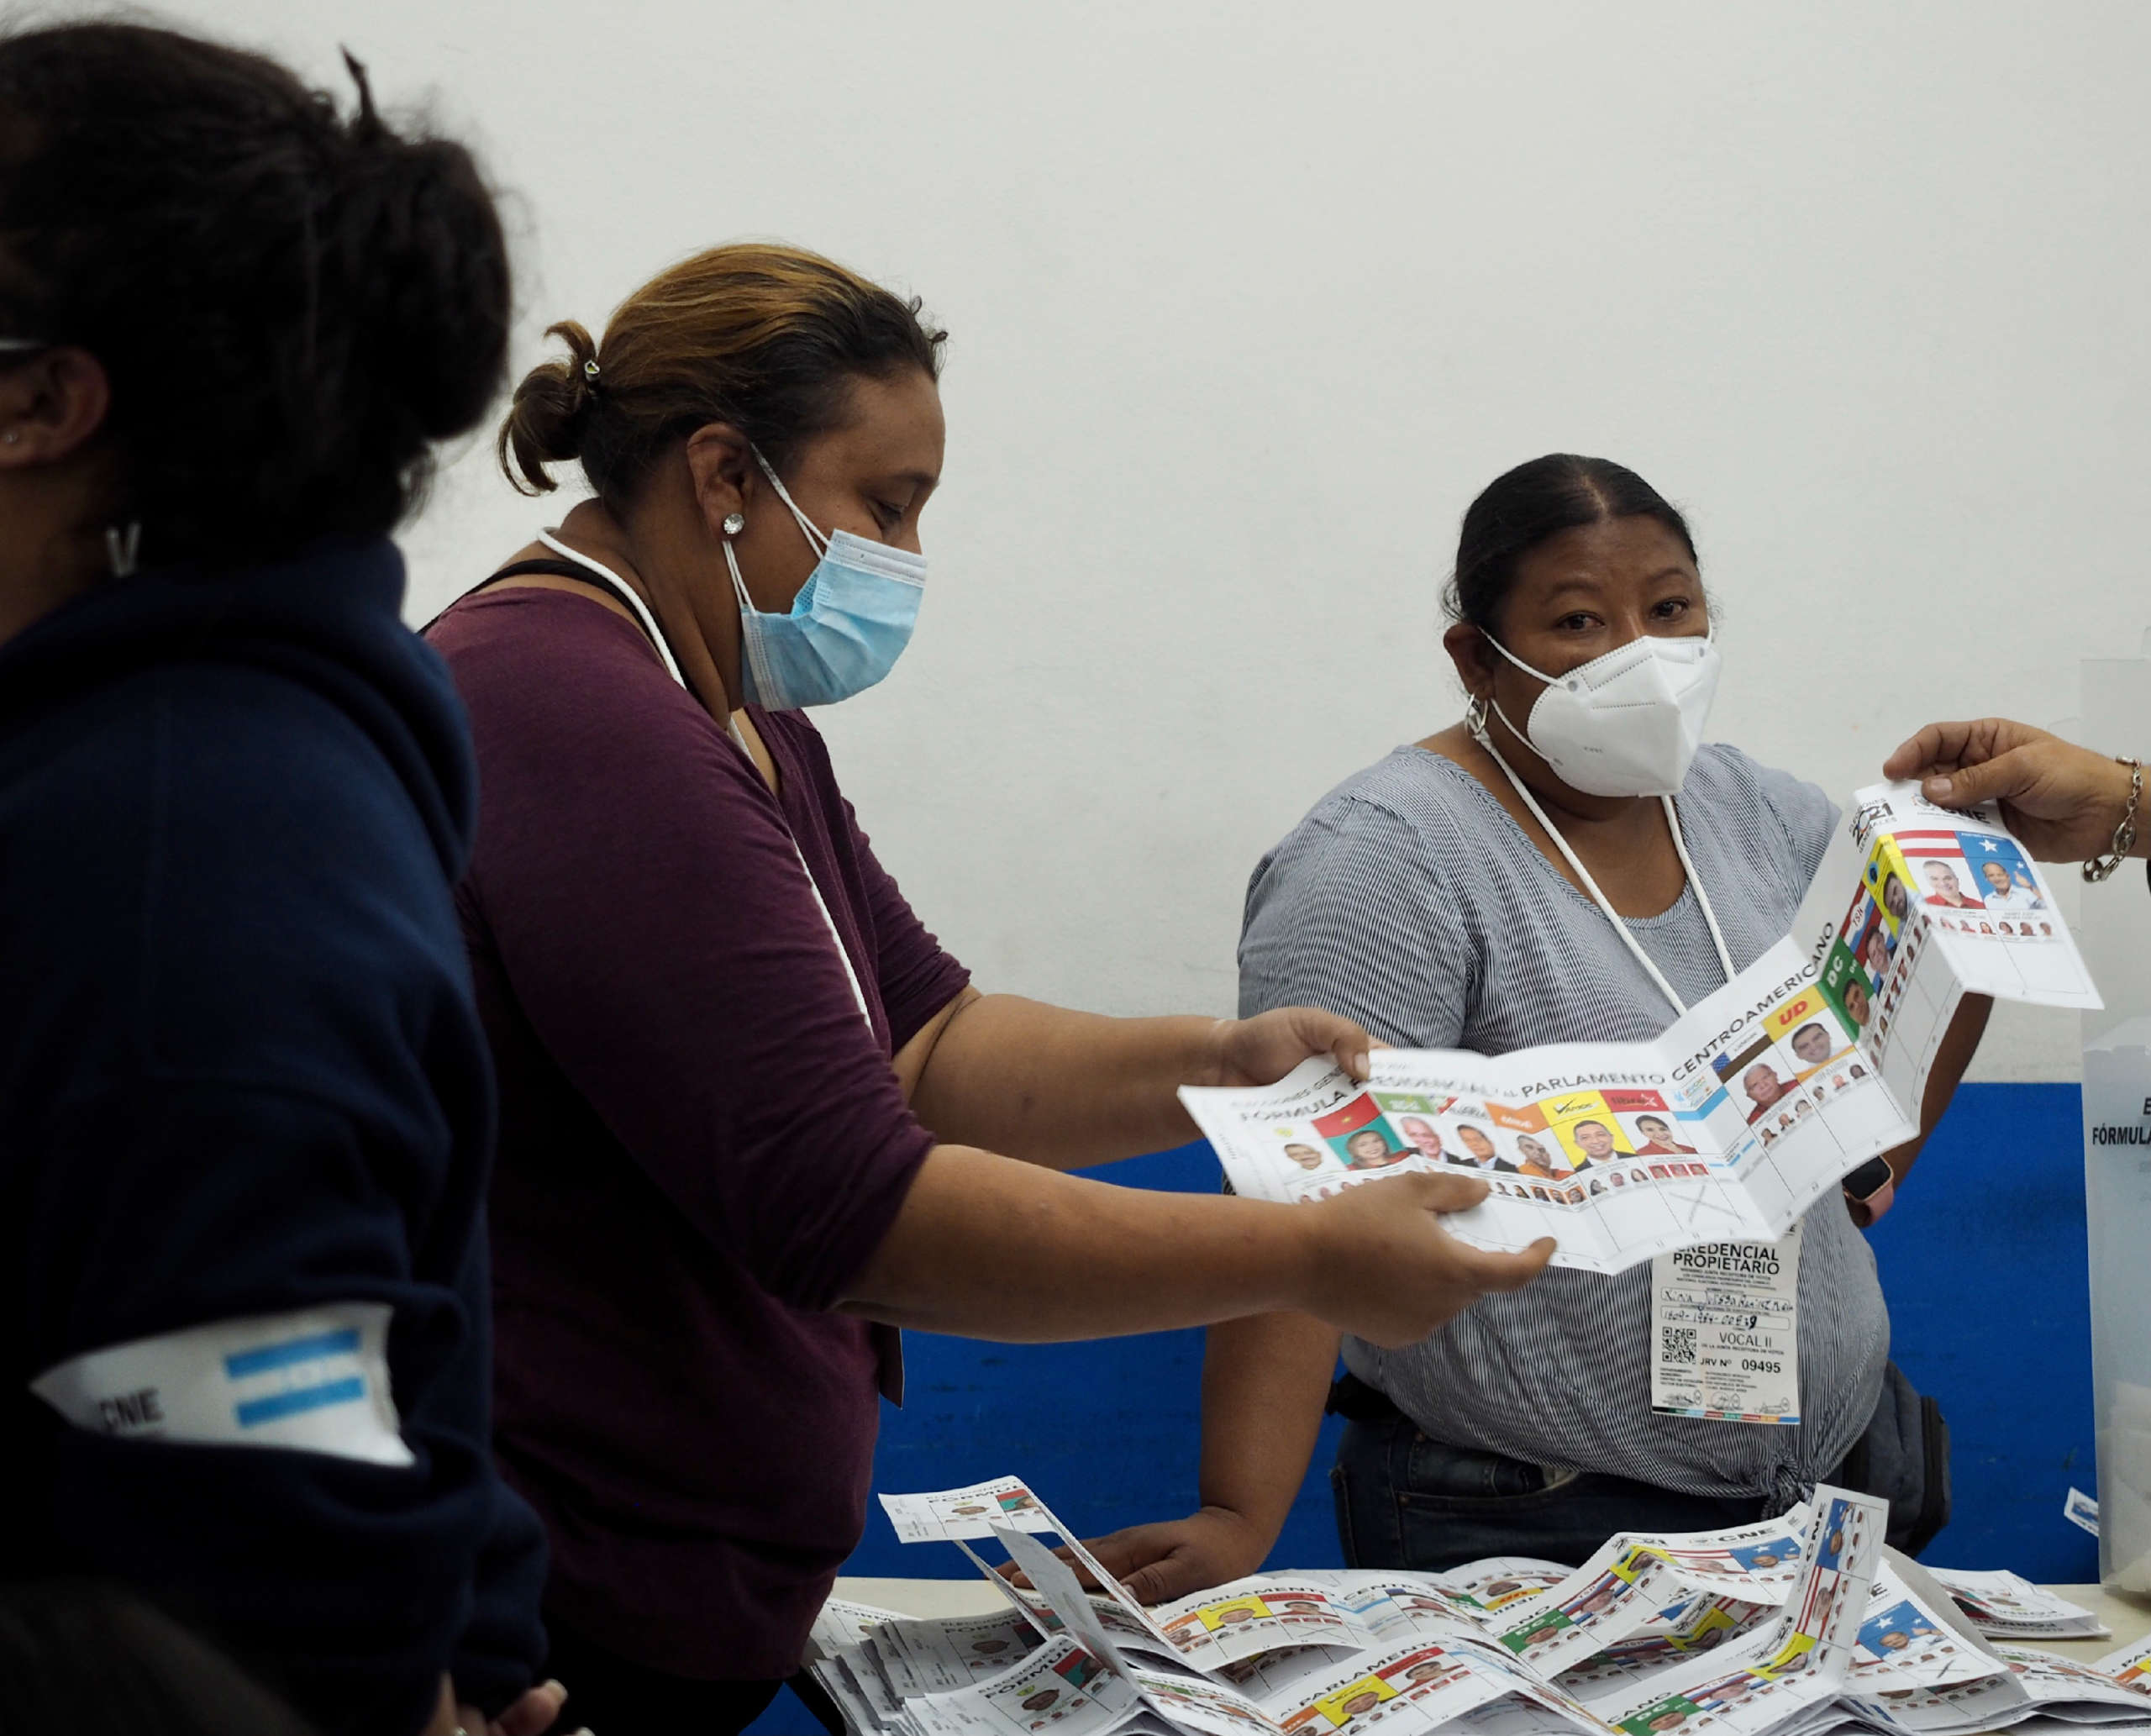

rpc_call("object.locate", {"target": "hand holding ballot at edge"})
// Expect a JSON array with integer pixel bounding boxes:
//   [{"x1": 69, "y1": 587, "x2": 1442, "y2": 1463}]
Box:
[
  {"x1": 1205, "y1": 1005, "x2": 1378, "y2": 1089},
  {"x1": 1886, "y1": 717, "x2": 2146, "y2": 865},
  {"x1": 1303, "y1": 1172, "x2": 1557, "y2": 1344}
]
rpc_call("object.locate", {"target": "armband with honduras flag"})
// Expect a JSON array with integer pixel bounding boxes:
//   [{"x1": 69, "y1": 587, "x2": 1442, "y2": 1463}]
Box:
[{"x1": 29, "y1": 1301, "x2": 411, "y2": 1466}]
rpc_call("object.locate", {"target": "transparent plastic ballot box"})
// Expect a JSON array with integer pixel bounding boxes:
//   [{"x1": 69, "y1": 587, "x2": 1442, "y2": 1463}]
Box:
[{"x1": 2083, "y1": 638, "x2": 2151, "y2": 1593}]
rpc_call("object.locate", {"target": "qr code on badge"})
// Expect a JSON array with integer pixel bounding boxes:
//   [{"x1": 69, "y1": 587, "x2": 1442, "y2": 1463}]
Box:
[{"x1": 1660, "y1": 1326, "x2": 1697, "y2": 1365}]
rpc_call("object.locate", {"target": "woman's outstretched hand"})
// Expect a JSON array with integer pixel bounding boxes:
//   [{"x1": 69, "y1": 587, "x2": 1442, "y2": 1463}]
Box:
[
  {"x1": 1076, "y1": 1506, "x2": 1273, "y2": 1606},
  {"x1": 1302, "y1": 1173, "x2": 1554, "y2": 1348},
  {"x1": 1884, "y1": 718, "x2": 2140, "y2": 863}
]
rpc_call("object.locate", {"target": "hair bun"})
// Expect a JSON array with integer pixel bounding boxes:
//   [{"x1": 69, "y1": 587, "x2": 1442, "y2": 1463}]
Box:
[
  {"x1": 496, "y1": 243, "x2": 944, "y2": 511},
  {"x1": 498, "y1": 321, "x2": 601, "y2": 496},
  {"x1": 324, "y1": 68, "x2": 510, "y2": 445},
  {"x1": 0, "y1": 23, "x2": 516, "y2": 560}
]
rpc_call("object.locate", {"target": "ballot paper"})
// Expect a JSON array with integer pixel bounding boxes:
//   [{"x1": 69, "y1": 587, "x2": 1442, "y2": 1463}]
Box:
[
  {"x1": 1827, "y1": 785, "x2": 2100, "y2": 1011},
  {"x1": 1581, "y1": 1490, "x2": 1886, "y2": 1736},
  {"x1": 881, "y1": 1476, "x2": 1064, "y2": 1544},
  {"x1": 1180, "y1": 782, "x2": 2100, "y2": 1273},
  {"x1": 1490, "y1": 1508, "x2": 1813, "y2": 1678},
  {"x1": 1853, "y1": 1642, "x2": 2151, "y2": 1736},
  {"x1": 812, "y1": 1598, "x2": 914, "y2": 1733},
  {"x1": 1438, "y1": 1561, "x2": 1580, "y2": 1617},
  {"x1": 828, "y1": 1476, "x2": 2151, "y2": 1736},
  {"x1": 2093, "y1": 1631, "x2": 2151, "y2": 1692},
  {"x1": 875, "y1": 1609, "x2": 1052, "y2": 1693},
  {"x1": 1924, "y1": 1570, "x2": 2110, "y2": 1640},
  {"x1": 1843, "y1": 1563, "x2": 2012, "y2": 1696},
  {"x1": 903, "y1": 1632, "x2": 1139, "y2": 1736},
  {"x1": 1146, "y1": 1575, "x2": 1386, "y2": 1668}
]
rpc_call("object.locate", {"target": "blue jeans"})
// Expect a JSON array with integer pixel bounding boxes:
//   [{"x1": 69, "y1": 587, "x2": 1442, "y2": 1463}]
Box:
[
  {"x1": 1329, "y1": 1362, "x2": 1949, "y2": 1572},
  {"x1": 1330, "y1": 1417, "x2": 1779, "y2": 1573}
]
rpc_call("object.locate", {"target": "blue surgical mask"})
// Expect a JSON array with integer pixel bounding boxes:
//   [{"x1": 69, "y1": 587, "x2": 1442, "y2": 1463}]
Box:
[{"x1": 724, "y1": 450, "x2": 926, "y2": 709}]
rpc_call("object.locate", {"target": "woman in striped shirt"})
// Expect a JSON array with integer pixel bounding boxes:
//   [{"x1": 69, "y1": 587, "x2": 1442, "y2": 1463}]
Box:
[{"x1": 1088, "y1": 454, "x2": 1985, "y2": 1596}]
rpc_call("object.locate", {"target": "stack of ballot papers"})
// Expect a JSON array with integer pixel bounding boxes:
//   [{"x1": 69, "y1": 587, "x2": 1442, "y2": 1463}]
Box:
[{"x1": 808, "y1": 1476, "x2": 2151, "y2": 1736}]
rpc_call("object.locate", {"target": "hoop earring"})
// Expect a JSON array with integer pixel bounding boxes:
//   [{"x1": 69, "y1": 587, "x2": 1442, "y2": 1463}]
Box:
[
  {"x1": 106, "y1": 521, "x2": 141, "y2": 579},
  {"x1": 1465, "y1": 694, "x2": 1490, "y2": 736}
]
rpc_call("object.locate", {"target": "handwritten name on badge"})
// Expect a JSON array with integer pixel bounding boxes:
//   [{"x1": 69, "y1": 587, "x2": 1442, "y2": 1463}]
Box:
[{"x1": 1653, "y1": 1224, "x2": 1802, "y2": 1426}]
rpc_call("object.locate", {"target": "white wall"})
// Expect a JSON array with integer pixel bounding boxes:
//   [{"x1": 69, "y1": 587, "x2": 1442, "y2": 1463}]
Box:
[{"x1": 124, "y1": 0, "x2": 2151, "y2": 1080}]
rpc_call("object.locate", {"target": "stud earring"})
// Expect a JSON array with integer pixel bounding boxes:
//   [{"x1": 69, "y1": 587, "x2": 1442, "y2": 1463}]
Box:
[
  {"x1": 2, "y1": 429, "x2": 18, "y2": 444},
  {"x1": 722, "y1": 512, "x2": 745, "y2": 536}
]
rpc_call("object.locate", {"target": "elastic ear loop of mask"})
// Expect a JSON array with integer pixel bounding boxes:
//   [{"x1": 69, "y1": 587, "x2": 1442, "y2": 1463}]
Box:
[
  {"x1": 1467, "y1": 693, "x2": 1736, "y2": 1016},
  {"x1": 723, "y1": 447, "x2": 832, "y2": 702},
  {"x1": 752, "y1": 447, "x2": 833, "y2": 557}
]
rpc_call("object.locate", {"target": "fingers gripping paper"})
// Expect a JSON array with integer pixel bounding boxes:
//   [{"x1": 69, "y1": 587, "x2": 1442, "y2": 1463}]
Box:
[{"x1": 1180, "y1": 783, "x2": 2100, "y2": 1274}]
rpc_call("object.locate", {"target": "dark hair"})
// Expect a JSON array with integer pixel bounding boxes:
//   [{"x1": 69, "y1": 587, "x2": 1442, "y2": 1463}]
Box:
[
  {"x1": 502, "y1": 241, "x2": 946, "y2": 508},
  {"x1": 0, "y1": 1581, "x2": 318, "y2": 1736},
  {"x1": 0, "y1": 23, "x2": 512, "y2": 566},
  {"x1": 1444, "y1": 454, "x2": 1698, "y2": 634}
]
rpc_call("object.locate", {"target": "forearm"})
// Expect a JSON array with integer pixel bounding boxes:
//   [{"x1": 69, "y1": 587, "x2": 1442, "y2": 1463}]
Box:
[
  {"x1": 1875, "y1": 992, "x2": 1994, "y2": 1189},
  {"x1": 840, "y1": 1144, "x2": 1318, "y2": 1339},
  {"x1": 907, "y1": 995, "x2": 1223, "y2": 1168},
  {"x1": 1196, "y1": 1312, "x2": 1340, "y2": 1545}
]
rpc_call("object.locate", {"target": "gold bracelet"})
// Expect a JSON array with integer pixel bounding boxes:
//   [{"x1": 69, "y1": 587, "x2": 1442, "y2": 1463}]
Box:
[{"x1": 2084, "y1": 757, "x2": 2143, "y2": 882}]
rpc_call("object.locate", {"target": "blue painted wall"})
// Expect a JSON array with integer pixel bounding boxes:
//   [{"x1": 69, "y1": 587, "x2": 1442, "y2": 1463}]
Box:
[
  {"x1": 1864, "y1": 1082, "x2": 2098, "y2": 1582},
  {"x1": 749, "y1": 1081, "x2": 2095, "y2": 1731}
]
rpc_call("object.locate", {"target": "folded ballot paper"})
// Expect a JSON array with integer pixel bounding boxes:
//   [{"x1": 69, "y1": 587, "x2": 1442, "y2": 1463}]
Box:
[
  {"x1": 813, "y1": 1475, "x2": 2151, "y2": 1736},
  {"x1": 1177, "y1": 782, "x2": 2100, "y2": 1275},
  {"x1": 1924, "y1": 1570, "x2": 2109, "y2": 1641}
]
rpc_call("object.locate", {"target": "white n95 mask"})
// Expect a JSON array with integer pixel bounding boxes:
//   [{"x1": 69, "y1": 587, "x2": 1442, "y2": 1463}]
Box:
[{"x1": 1482, "y1": 630, "x2": 1721, "y2": 797}]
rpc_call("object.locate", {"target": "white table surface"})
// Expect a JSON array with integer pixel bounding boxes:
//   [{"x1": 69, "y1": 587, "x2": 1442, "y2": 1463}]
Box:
[{"x1": 830, "y1": 1578, "x2": 2151, "y2": 1665}]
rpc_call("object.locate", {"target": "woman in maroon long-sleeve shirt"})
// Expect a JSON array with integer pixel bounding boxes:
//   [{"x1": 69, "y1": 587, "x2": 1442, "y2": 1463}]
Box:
[{"x1": 426, "y1": 242, "x2": 1553, "y2": 1735}]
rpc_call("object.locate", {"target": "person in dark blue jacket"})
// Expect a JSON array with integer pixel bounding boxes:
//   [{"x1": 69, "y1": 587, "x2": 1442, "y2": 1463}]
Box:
[{"x1": 0, "y1": 24, "x2": 557, "y2": 1736}]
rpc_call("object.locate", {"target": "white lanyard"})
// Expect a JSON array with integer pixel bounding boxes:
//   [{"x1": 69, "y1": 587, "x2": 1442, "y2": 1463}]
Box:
[
  {"x1": 1471, "y1": 719, "x2": 1799, "y2": 1434},
  {"x1": 1471, "y1": 718, "x2": 1735, "y2": 1017},
  {"x1": 535, "y1": 531, "x2": 875, "y2": 1028}
]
